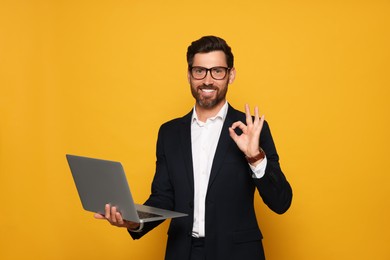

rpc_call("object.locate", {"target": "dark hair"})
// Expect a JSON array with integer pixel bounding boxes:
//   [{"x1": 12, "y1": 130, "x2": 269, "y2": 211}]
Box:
[{"x1": 186, "y1": 36, "x2": 234, "y2": 68}]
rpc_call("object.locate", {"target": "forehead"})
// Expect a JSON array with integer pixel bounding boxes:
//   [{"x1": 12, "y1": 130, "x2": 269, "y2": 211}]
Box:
[{"x1": 192, "y1": 51, "x2": 228, "y2": 67}]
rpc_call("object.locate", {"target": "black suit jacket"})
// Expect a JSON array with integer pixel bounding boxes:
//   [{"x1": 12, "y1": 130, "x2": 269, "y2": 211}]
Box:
[{"x1": 130, "y1": 104, "x2": 292, "y2": 260}]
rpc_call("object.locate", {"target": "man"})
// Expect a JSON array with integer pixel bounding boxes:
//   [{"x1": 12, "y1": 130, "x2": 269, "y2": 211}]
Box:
[{"x1": 95, "y1": 36, "x2": 293, "y2": 260}]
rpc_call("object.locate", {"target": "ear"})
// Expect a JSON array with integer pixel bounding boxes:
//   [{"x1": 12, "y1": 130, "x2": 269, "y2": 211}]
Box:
[
  {"x1": 228, "y1": 67, "x2": 236, "y2": 84},
  {"x1": 187, "y1": 70, "x2": 191, "y2": 83}
]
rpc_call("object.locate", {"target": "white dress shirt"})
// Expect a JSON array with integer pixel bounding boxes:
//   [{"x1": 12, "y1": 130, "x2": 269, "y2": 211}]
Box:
[{"x1": 191, "y1": 102, "x2": 267, "y2": 238}]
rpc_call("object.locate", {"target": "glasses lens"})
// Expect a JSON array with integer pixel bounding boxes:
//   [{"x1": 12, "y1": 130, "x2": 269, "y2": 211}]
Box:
[
  {"x1": 191, "y1": 67, "x2": 206, "y2": 79},
  {"x1": 211, "y1": 67, "x2": 228, "y2": 80}
]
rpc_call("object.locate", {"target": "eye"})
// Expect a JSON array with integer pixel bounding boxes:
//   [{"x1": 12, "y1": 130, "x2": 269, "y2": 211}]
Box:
[
  {"x1": 193, "y1": 67, "x2": 205, "y2": 74},
  {"x1": 212, "y1": 67, "x2": 224, "y2": 74}
]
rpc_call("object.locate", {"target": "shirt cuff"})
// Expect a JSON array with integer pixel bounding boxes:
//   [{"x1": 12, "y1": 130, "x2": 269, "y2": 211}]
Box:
[{"x1": 249, "y1": 156, "x2": 267, "y2": 179}]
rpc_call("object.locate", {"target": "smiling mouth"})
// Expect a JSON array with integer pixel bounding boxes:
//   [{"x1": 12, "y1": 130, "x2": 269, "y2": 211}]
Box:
[{"x1": 201, "y1": 88, "x2": 215, "y2": 93}]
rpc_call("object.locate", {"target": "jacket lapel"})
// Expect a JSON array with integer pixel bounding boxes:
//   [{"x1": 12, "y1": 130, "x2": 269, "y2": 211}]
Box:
[
  {"x1": 179, "y1": 111, "x2": 195, "y2": 194},
  {"x1": 207, "y1": 105, "x2": 237, "y2": 190}
]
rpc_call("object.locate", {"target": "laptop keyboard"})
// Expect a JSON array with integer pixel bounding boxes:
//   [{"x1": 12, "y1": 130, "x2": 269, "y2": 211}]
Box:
[{"x1": 137, "y1": 210, "x2": 162, "y2": 219}]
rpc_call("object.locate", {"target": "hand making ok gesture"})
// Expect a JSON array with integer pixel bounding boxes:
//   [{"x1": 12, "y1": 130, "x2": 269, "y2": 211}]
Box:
[{"x1": 228, "y1": 104, "x2": 265, "y2": 165}]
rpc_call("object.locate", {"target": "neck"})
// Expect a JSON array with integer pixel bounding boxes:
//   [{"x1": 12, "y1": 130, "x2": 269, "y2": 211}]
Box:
[{"x1": 195, "y1": 100, "x2": 226, "y2": 122}]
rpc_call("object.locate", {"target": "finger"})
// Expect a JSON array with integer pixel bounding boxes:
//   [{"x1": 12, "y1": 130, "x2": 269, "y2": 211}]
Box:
[
  {"x1": 230, "y1": 121, "x2": 247, "y2": 133},
  {"x1": 245, "y1": 104, "x2": 253, "y2": 126},
  {"x1": 111, "y1": 206, "x2": 118, "y2": 223},
  {"x1": 105, "y1": 204, "x2": 111, "y2": 219},
  {"x1": 253, "y1": 106, "x2": 259, "y2": 125},
  {"x1": 251, "y1": 115, "x2": 265, "y2": 140},
  {"x1": 94, "y1": 213, "x2": 105, "y2": 219},
  {"x1": 258, "y1": 115, "x2": 265, "y2": 130},
  {"x1": 115, "y1": 212, "x2": 124, "y2": 225},
  {"x1": 229, "y1": 127, "x2": 239, "y2": 142}
]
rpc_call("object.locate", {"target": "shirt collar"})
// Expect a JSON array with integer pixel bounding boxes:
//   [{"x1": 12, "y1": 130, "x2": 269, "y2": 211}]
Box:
[{"x1": 191, "y1": 101, "x2": 228, "y2": 124}]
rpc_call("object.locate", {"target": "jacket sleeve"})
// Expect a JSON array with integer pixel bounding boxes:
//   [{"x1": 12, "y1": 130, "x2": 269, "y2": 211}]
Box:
[
  {"x1": 255, "y1": 120, "x2": 293, "y2": 214},
  {"x1": 129, "y1": 124, "x2": 174, "y2": 239}
]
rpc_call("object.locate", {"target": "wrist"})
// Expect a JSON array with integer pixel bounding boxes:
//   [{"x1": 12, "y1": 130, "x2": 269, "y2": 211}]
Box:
[
  {"x1": 128, "y1": 222, "x2": 143, "y2": 232},
  {"x1": 245, "y1": 147, "x2": 265, "y2": 164}
]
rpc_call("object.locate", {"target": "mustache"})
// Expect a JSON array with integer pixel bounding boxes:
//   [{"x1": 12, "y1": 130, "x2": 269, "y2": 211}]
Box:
[{"x1": 199, "y1": 84, "x2": 215, "y2": 89}]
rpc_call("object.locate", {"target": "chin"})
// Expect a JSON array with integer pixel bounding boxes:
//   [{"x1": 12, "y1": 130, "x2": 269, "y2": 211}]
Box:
[{"x1": 197, "y1": 98, "x2": 221, "y2": 109}]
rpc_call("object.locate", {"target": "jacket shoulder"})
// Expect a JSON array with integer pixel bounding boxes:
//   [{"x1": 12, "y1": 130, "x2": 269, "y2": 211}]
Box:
[{"x1": 158, "y1": 110, "x2": 192, "y2": 132}]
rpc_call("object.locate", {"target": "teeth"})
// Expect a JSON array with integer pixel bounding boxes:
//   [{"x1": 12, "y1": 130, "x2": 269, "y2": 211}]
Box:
[{"x1": 202, "y1": 89, "x2": 215, "y2": 93}]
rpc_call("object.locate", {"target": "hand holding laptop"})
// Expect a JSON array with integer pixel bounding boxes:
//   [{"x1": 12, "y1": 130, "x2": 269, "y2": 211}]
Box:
[
  {"x1": 94, "y1": 204, "x2": 141, "y2": 230},
  {"x1": 66, "y1": 154, "x2": 187, "y2": 228}
]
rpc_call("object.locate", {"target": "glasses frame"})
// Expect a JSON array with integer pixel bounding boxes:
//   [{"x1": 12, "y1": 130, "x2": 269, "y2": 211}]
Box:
[{"x1": 189, "y1": 66, "x2": 231, "y2": 80}]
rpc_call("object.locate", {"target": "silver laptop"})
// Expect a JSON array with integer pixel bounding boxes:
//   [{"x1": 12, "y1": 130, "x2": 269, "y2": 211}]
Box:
[{"x1": 66, "y1": 154, "x2": 187, "y2": 223}]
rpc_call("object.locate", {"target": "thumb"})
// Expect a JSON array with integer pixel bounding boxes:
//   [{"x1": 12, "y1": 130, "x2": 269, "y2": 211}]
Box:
[{"x1": 94, "y1": 213, "x2": 106, "y2": 219}]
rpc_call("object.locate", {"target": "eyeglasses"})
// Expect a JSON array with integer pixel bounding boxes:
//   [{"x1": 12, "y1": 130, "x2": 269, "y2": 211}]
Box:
[{"x1": 189, "y1": 66, "x2": 230, "y2": 80}]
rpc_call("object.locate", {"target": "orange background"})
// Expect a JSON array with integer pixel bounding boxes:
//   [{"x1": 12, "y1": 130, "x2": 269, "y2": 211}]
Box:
[{"x1": 1, "y1": 0, "x2": 389, "y2": 259}]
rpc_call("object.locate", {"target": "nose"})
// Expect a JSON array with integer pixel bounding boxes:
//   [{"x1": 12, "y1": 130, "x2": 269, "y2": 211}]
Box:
[{"x1": 203, "y1": 70, "x2": 214, "y2": 85}]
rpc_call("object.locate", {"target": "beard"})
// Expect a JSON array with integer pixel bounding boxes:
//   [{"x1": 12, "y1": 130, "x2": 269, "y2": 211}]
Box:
[{"x1": 190, "y1": 82, "x2": 229, "y2": 109}]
